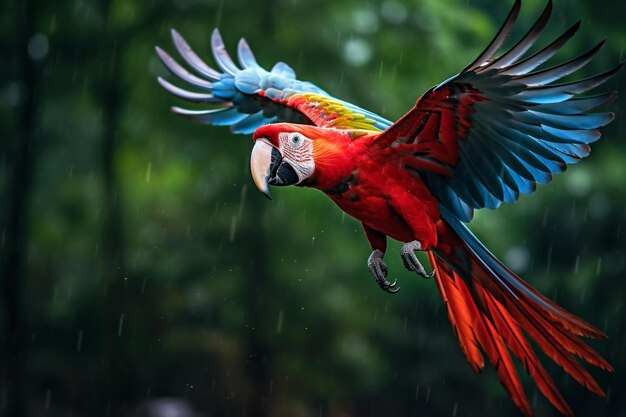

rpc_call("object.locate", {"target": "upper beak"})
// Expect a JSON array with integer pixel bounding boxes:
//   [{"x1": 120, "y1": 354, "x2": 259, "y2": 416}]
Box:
[
  {"x1": 250, "y1": 139, "x2": 300, "y2": 199},
  {"x1": 250, "y1": 139, "x2": 275, "y2": 200}
]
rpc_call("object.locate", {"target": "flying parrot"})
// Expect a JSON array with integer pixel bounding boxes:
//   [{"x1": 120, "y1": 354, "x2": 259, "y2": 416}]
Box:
[{"x1": 155, "y1": 1, "x2": 621, "y2": 415}]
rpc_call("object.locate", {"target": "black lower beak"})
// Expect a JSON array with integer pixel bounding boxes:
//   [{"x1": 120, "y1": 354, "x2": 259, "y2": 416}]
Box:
[{"x1": 268, "y1": 147, "x2": 299, "y2": 186}]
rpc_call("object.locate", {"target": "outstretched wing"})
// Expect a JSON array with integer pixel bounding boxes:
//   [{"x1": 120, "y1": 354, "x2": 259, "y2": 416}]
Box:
[
  {"x1": 373, "y1": 0, "x2": 620, "y2": 222},
  {"x1": 156, "y1": 29, "x2": 391, "y2": 134}
]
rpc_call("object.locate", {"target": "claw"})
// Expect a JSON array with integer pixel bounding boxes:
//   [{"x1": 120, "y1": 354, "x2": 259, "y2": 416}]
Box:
[
  {"x1": 400, "y1": 240, "x2": 435, "y2": 279},
  {"x1": 386, "y1": 285, "x2": 401, "y2": 294},
  {"x1": 380, "y1": 278, "x2": 400, "y2": 294},
  {"x1": 367, "y1": 249, "x2": 400, "y2": 295}
]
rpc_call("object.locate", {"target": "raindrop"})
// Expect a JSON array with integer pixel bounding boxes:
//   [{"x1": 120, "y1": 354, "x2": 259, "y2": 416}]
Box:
[
  {"x1": 28, "y1": 33, "x2": 49, "y2": 61},
  {"x1": 588, "y1": 193, "x2": 610, "y2": 219},
  {"x1": 44, "y1": 389, "x2": 51, "y2": 409},
  {"x1": 77, "y1": 329, "x2": 83, "y2": 352},
  {"x1": 118, "y1": 313, "x2": 125, "y2": 336},
  {"x1": 343, "y1": 38, "x2": 372, "y2": 67},
  {"x1": 504, "y1": 246, "x2": 529, "y2": 273},
  {"x1": 2, "y1": 82, "x2": 23, "y2": 107},
  {"x1": 276, "y1": 310, "x2": 283, "y2": 334},
  {"x1": 352, "y1": 8, "x2": 379, "y2": 34},
  {"x1": 566, "y1": 168, "x2": 591, "y2": 197},
  {"x1": 381, "y1": 1, "x2": 408, "y2": 25},
  {"x1": 237, "y1": 184, "x2": 247, "y2": 219},
  {"x1": 546, "y1": 245, "x2": 553, "y2": 275},
  {"x1": 229, "y1": 216, "x2": 237, "y2": 242},
  {"x1": 145, "y1": 162, "x2": 152, "y2": 183}
]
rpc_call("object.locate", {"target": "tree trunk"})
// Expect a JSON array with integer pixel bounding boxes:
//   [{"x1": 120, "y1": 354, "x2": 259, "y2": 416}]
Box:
[
  {"x1": 1, "y1": 1, "x2": 37, "y2": 416},
  {"x1": 98, "y1": 29, "x2": 135, "y2": 416}
]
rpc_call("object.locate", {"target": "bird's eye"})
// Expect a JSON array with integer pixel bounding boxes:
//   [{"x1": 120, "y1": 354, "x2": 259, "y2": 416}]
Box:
[{"x1": 290, "y1": 133, "x2": 305, "y2": 148}]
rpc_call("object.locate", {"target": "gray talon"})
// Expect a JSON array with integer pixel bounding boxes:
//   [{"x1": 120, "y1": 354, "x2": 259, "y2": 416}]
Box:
[
  {"x1": 367, "y1": 249, "x2": 400, "y2": 294},
  {"x1": 400, "y1": 240, "x2": 435, "y2": 279}
]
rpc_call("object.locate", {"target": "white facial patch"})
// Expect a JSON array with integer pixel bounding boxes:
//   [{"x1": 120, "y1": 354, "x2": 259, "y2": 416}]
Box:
[{"x1": 278, "y1": 132, "x2": 315, "y2": 183}]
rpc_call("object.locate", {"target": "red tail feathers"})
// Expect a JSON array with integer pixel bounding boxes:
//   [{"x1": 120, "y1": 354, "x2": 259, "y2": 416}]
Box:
[{"x1": 430, "y1": 225, "x2": 612, "y2": 417}]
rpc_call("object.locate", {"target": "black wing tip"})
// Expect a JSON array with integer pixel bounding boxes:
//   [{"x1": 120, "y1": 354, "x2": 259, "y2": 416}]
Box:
[
  {"x1": 586, "y1": 39, "x2": 608, "y2": 57},
  {"x1": 538, "y1": 0, "x2": 553, "y2": 22},
  {"x1": 511, "y1": 0, "x2": 522, "y2": 14},
  {"x1": 603, "y1": 61, "x2": 625, "y2": 78}
]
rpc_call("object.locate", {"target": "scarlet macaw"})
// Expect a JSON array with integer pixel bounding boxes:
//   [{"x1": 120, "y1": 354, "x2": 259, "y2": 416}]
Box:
[{"x1": 156, "y1": 1, "x2": 620, "y2": 415}]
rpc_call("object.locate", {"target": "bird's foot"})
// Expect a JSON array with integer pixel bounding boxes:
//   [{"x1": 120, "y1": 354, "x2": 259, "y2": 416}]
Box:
[
  {"x1": 367, "y1": 249, "x2": 400, "y2": 294},
  {"x1": 400, "y1": 240, "x2": 435, "y2": 279}
]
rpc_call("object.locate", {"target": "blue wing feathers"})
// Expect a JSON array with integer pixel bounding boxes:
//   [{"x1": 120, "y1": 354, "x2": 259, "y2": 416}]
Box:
[
  {"x1": 157, "y1": 13, "x2": 618, "y2": 224},
  {"x1": 237, "y1": 38, "x2": 261, "y2": 69},
  {"x1": 171, "y1": 30, "x2": 221, "y2": 80},
  {"x1": 532, "y1": 93, "x2": 616, "y2": 115},
  {"x1": 431, "y1": 9, "x2": 618, "y2": 221},
  {"x1": 157, "y1": 29, "x2": 389, "y2": 134}
]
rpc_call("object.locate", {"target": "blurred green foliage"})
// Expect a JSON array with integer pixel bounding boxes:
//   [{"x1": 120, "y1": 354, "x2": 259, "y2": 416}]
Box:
[{"x1": 1, "y1": 0, "x2": 625, "y2": 416}]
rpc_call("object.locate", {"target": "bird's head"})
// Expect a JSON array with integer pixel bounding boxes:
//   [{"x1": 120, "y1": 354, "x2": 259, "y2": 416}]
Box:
[{"x1": 250, "y1": 123, "x2": 358, "y2": 199}]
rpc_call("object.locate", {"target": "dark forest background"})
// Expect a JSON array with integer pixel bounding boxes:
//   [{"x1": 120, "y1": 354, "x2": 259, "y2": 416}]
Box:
[{"x1": 1, "y1": 0, "x2": 625, "y2": 416}]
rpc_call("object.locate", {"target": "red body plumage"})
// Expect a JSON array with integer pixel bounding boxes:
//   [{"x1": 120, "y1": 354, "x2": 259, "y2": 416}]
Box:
[{"x1": 253, "y1": 112, "x2": 612, "y2": 417}]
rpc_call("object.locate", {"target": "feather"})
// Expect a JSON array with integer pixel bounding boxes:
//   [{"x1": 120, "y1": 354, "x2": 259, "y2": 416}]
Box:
[
  {"x1": 171, "y1": 29, "x2": 221, "y2": 80},
  {"x1": 231, "y1": 111, "x2": 275, "y2": 134},
  {"x1": 434, "y1": 211, "x2": 613, "y2": 417},
  {"x1": 532, "y1": 92, "x2": 617, "y2": 115},
  {"x1": 513, "y1": 40, "x2": 606, "y2": 86},
  {"x1": 463, "y1": 0, "x2": 521, "y2": 72},
  {"x1": 501, "y1": 21, "x2": 581, "y2": 76},
  {"x1": 485, "y1": 0, "x2": 553, "y2": 70},
  {"x1": 171, "y1": 106, "x2": 248, "y2": 125},
  {"x1": 482, "y1": 288, "x2": 574, "y2": 417},
  {"x1": 521, "y1": 64, "x2": 623, "y2": 100},
  {"x1": 155, "y1": 46, "x2": 214, "y2": 90},
  {"x1": 527, "y1": 110, "x2": 614, "y2": 130},
  {"x1": 157, "y1": 77, "x2": 223, "y2": 103},
  {"x1": 211, "y1": 29, "x2": 240, "y2": 75},
  {"x1": 237, "y1": 38, "x2": 261, "y2": 69}
]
